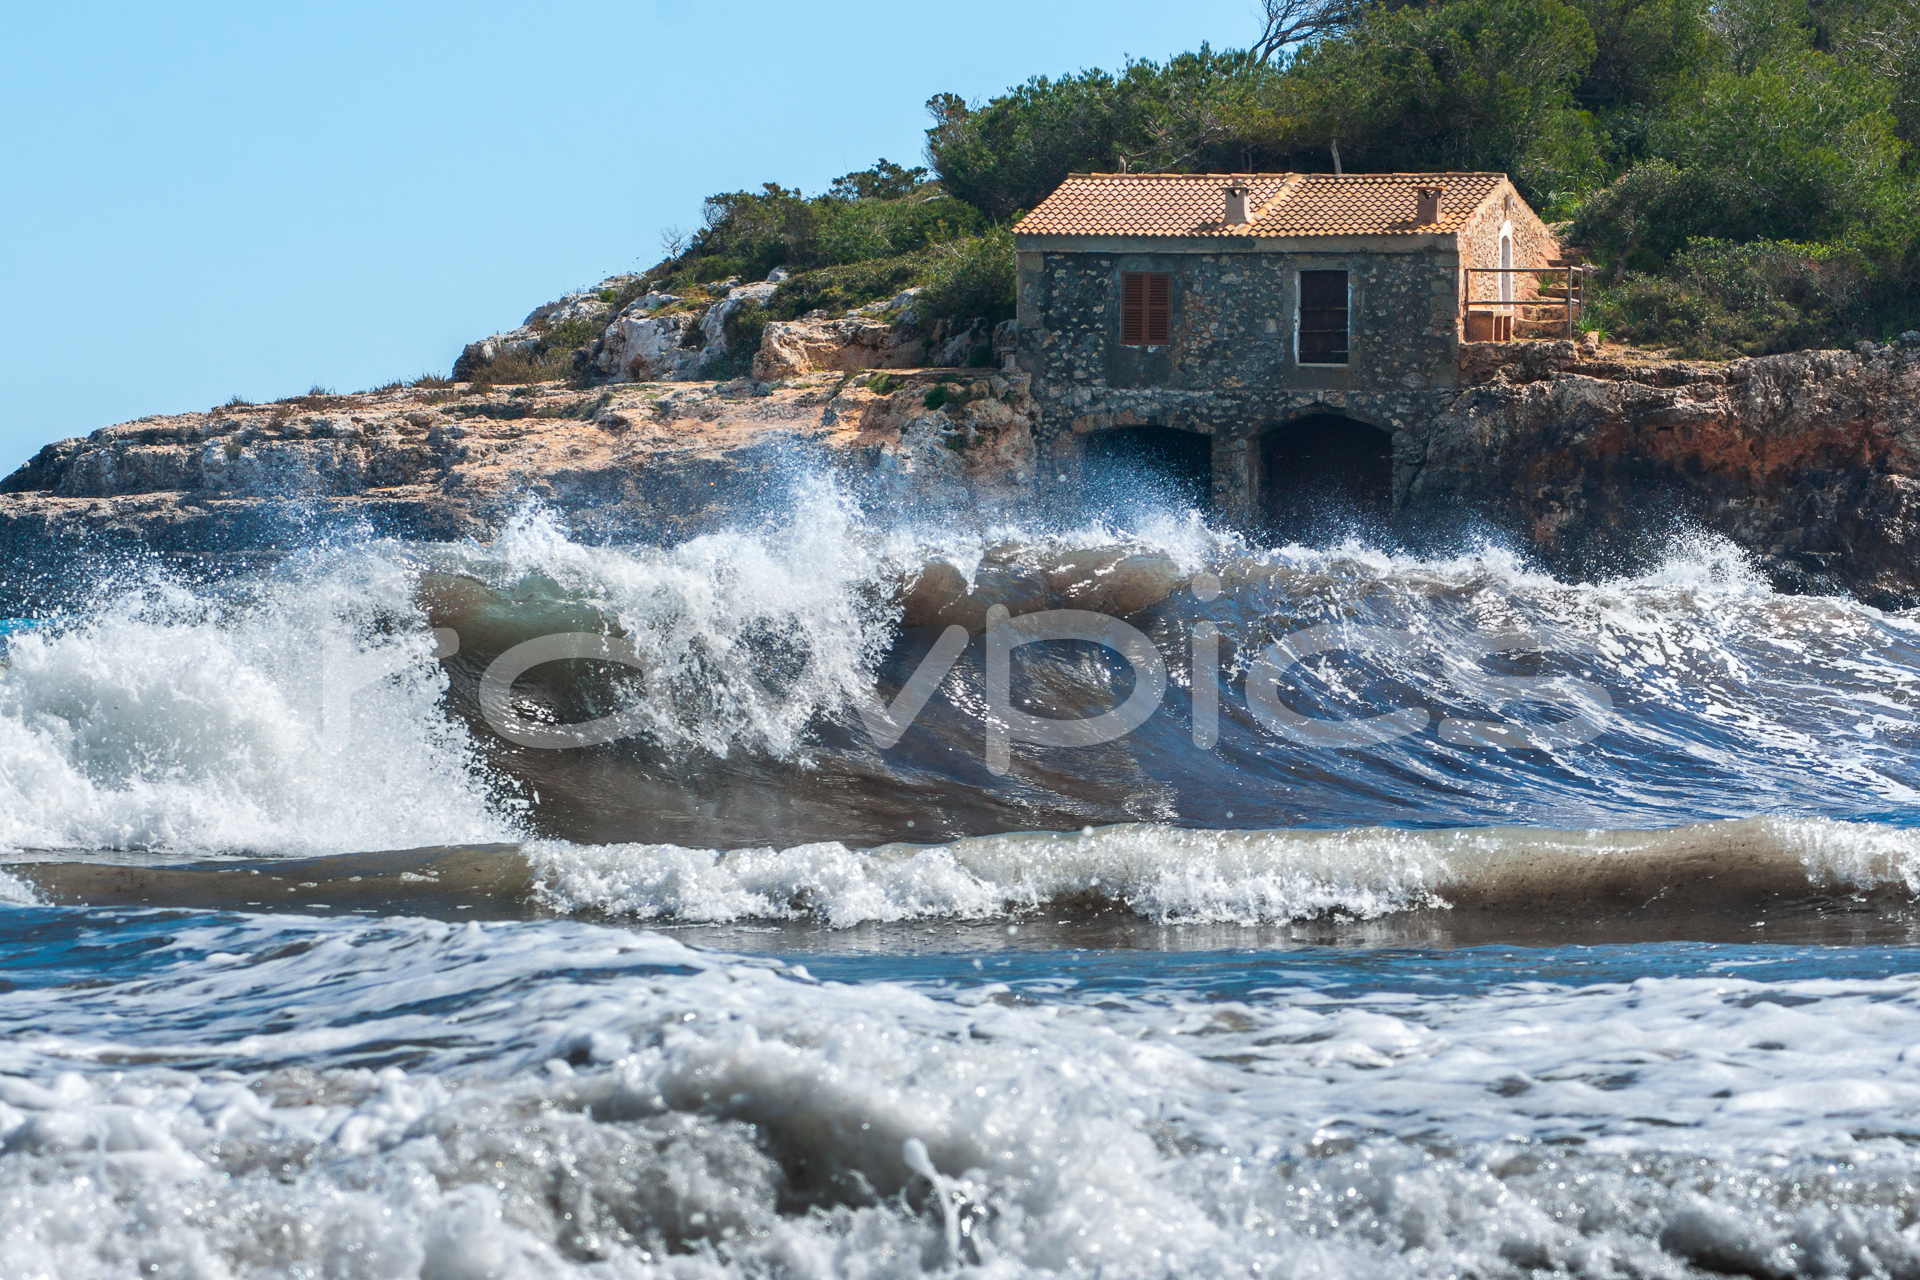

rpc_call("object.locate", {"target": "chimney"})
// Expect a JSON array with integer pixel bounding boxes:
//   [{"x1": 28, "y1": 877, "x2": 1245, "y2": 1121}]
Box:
[
  {"x1": 1223, "y1": 181, "x2": 1251, "y2": 227},
  {"x1": 1415, "y1": 185, "x2": 1443, "y2": 225}
]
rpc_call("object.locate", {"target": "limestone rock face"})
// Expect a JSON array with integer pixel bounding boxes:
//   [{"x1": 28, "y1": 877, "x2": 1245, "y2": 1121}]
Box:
[
  {"x1": 698, "y1": 281, "x2": 778, "y2": 355},
  {"x1": 753, "y1": 316, "x2": 926, "y2": 381},
  {"x1": 1404, "y1": 341, "x2": 1920, "y2": 604},
  {"x1": 0, "y1": 371, "x2": 1043, "y2": 615},
  {"x1": 930, "y1": 319, "x2": 993, "y2": 369},
  {"x1": 460, "y1": 271, "x2": 956, "y2": 390},
  {"x1": 593, "y1": 310, "x2": 707, "y2": 382},
  {"x1": 7, "y1": 338, "x2": 1920, "y2": 614},
  {"x1": 586, "y1": 281, "x2": 782, "y2": 384},
  {"x1": 843, "y1": 373, "x2": 1038, "y2": 500},
  {"x1": 524, "y1": 292, "x2": 613, "y2": 330}
]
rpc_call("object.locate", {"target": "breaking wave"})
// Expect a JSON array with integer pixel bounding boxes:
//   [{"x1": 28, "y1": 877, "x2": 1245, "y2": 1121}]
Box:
[
  {"x1": 525, "y1": 816, "x2": 1920, "y2": 927},
  {"x1": 6, "y1": 481, "x2": 1920, "y2": 1277},
  {"x1": 0, "y1": 562, "x2": 511, "y2": 856},
  {"x1": 2, "y1": 491, "x2": 1916, "y2": 859}
]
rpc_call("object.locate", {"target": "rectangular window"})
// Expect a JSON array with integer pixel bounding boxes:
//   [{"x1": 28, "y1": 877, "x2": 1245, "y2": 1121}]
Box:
[
  {"x1": 1120, "y1": 271, "x2": 1171, "y2": 346},
  {"x1": 1298, "y1": 270, "x2": 1349, "y2": 365}
]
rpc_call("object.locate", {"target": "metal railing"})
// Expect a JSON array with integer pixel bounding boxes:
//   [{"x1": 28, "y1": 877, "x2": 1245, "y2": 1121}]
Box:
[{"x1": 1464, "y1": 266, "x2": 1586, "y2": 341}]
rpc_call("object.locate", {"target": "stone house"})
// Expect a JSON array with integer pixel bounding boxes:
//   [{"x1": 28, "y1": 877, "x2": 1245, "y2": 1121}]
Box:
[{"x1": 1010, "y1": 172, "x2": 1560, "y2": 528}]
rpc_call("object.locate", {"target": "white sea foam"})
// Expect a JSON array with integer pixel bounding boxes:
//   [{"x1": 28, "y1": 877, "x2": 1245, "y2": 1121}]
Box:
[
  {"x1": 435, "y1": 495, "x2": 899, "y2": 759},
  {"x1": 1, "y1": 498, "x2": 1916, "y2": 857},
  {"x1": 522, "y1": 824, "x2": 1456, "y2": 925},
  {"x1": 8, "y1": 912, "x2": 1920, "y2": 1276},
  {"x1": 0, "y1": 562, "x2": 512, "y2": 855},
  {"x1": 527, "y1": 816, "x2": 1920, "y2": 926}
]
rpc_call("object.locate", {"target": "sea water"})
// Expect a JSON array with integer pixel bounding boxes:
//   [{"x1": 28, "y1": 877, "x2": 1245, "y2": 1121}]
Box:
[{"x1": 2, "y1": 488, "x2": 1919, "y2": 1277}]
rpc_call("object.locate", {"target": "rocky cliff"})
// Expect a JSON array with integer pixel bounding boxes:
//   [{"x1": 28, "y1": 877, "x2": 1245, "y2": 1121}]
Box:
[
  {"x1": 0, "y1": 368, "x2": 1038, "y2": 615},
  {"x1": 4, "y1": 310, "x2": 1919, "y2": 614},
  {"x1": 450, "y1": 268, "x2": 992, "y2": 388},
  {"x1": 1408, "y1": 336, "x2": 1920, "y2": 606}
]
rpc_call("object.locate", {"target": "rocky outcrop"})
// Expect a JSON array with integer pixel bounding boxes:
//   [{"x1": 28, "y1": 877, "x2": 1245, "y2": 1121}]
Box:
[
  {"x1": 591, "y1": 308, "x2": 706, "y2": 382},
  {"x1": 463, "y1": 271, "x2": 982, "y2": 388},
  {"x1": 452, "y1": 289, "x2": 618, "y2": 381},
  {"x1": 754, "y1": 315, "x2": 927, "y2": 381},
  {"x1": 8, "y1": 333, "x2": 1920, "y2": 614},
  {"x1": 582, "y1": 279, "x2": 791, "y2": 383},
  {"x1": 1404, "y1": 337, "x2": 1920, "y2": 604},
  {"x1": 0, "y1": 372, "x2": 1041, "y2": 614}
]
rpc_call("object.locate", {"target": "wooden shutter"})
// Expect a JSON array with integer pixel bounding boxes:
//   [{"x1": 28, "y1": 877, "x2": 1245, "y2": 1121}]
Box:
[
  {"x1": 1121, "y1": 272, "x2": 1145, "y2": 344},
  {"x1": 1298, "y1": 270, "x2": 1349, "y2": 365},
  {"x1": 1145, "y1": 273, "x2": 1170, "y2": 344},
  {"x1": 1120, "y1": 271, "x2": 1172, "y2": 346}
]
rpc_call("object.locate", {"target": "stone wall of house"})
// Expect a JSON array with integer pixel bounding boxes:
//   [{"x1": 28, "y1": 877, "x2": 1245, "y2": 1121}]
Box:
[
  {"x1": 1016, "y1": 239, "x2": 1465, "y2": 522},
  {"x1": 1457, "y1": 182, "x2": 1560, "y2": 322}
]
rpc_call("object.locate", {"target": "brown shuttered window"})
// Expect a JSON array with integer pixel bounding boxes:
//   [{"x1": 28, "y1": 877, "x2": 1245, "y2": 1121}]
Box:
[
  {"x1": 1121, "y1": 271, "x2": 1171, "y2": 346},
  {"x1": 1298, "y1": 270, "x2": 1349, "y2": 365}
]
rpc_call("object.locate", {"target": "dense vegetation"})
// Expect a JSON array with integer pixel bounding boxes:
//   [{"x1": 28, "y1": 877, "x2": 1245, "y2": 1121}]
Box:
[
  {"x1": 473, "y1": 0, "x2": 1920, "y2": 384},
  {"x1": 921, "y1": 0, "x2": 1920, "y2": 357},
  {"x1": 608, "y1": 161, "x2": 1016, "y2": 379}
]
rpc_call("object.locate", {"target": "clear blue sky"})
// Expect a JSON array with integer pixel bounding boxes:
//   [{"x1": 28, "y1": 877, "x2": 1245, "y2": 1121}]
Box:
[{"x1": 0, "y1": 0, "x2": 1263, "y2": 474}]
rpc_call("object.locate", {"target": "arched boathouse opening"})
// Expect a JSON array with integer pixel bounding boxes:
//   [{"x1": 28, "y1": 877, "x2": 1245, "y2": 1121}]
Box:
[
  {"x1": 1083, "y1": 426, "x2": 1213, "y2": 513},
  {"x1": 1259, "y1": 414, "x2": 1392, "y2": 537}
]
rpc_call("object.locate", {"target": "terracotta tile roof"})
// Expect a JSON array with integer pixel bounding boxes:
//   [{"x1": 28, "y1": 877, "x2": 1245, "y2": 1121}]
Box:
[
  {"x1": 1014, "y1": 172, "x2": 1510, "y2": 238},
  {"x1": 1013, "y1": 173, "x2": 1297, "y2": 238}
]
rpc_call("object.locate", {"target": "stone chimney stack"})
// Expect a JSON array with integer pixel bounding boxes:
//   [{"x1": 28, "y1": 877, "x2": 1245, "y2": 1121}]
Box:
[
  {"x1": 1223, "y1": 181, "x2": 1251, "y2": 227},
  {"x1": 1415, "y1": 185, "x2": 1443, "y2": 225}
]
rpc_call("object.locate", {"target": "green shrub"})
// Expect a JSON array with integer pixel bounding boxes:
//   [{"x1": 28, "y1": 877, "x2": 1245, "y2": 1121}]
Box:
[
  {"x1": 917, "y1": 229, "x2": 1016, "y2": 325},
  {"x1": 722, "y1": 299, "x2": 769, "y2": 353},
  {"x1": 458, "y1": 315, "x2": 606, "y2": 388},
  {"x1": 1274, "y1": 0, "x2": 1606, "y2": 207},
  {"x1": 926, "y1": 4, "x2": 1606, "y2": 218},
  {"x1": 1588, "y1": 238, "x2": 1877, "y2": 356},
  {"x1": 681, "y1": 176, "x2": 987, "y2": 282},
  {"x1": 1570, "y1": 160, "x2": 1722, "y2": 271},
  {"x1": 700, "y1": 298, "x2": 772, "y2": 379},
  {"x1": 925, "y1": 50, "x2": 1273, "y2": 221},
  {"x1": 829, "y1": 159, "x2": 935, "y2": 201},
  {"x1": 691, "y1": 256, "x2": 743, "y2": 284},
  {"x1": 763, "y1": 248, "x2": 943, "y2": 320}
]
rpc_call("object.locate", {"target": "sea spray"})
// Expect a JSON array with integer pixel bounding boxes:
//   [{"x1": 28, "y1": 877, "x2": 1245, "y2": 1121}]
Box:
[
  {"x1": 0, "y1": 561, "x2": 510, "y2": 855},
  {"x1": 0, "y1": 493, "x2": 1916, "y2": 855}
]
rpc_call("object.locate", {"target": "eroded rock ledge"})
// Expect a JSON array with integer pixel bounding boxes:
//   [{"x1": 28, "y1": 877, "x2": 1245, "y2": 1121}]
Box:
[
  {"x1": 3, "y1": 336, "x2": 1918, "y2": 612},
  {"x1": 1410, "y1": 338, "x2": 1920, "y2": 605},
  {"x1": 0, "y1": 370, "x2": 1037, "y2": 613}
]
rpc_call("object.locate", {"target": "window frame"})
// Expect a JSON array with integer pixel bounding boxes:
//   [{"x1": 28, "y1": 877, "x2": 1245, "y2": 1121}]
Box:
[
  {"x1": 1296, "y1": 269, "x2": 1350, "y2": 367},
  {"x1": 1119, "y1": 271, "x2": 1172, "y2": 347}
]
